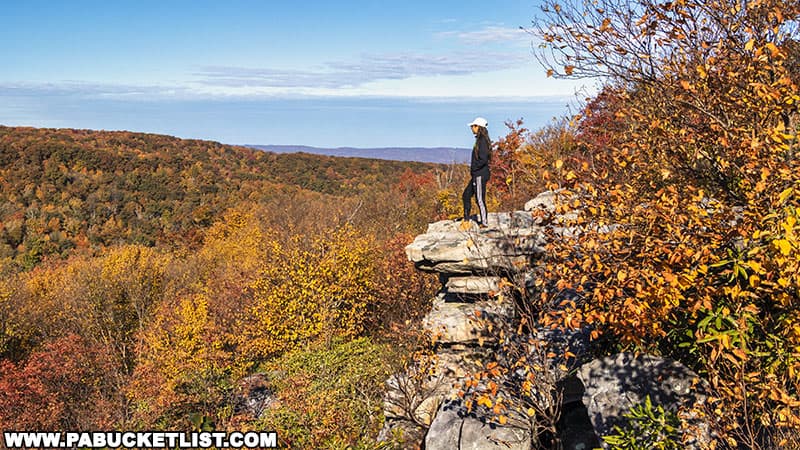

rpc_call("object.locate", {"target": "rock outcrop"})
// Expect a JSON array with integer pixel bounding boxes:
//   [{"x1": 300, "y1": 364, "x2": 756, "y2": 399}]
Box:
[
  {"x1": 405, "y1": 212, "x2": 546, "y2": 274},
  {"x1": 381, "y1": 191, "x2": 711, "y2": 449},
  {"x1": 574, "y1": 353, "x2": 711, "y2": 449},
  {"x1": 423, "y1": 293, "x2": 514, "y2": 346},
  {"x1": 380, "y1": 192, "x2": 574, "y2": 448},
  {"x1": 425, "y1": 403, "x2": 531, "y2": 450},
  {"x1": 379, "y1": 210, "x2": 534, "y2": 448}
]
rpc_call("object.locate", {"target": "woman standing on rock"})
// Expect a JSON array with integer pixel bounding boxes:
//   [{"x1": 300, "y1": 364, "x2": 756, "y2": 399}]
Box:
[{"x1": 462, "y1": 117, "x2": 491, "y2": 228}]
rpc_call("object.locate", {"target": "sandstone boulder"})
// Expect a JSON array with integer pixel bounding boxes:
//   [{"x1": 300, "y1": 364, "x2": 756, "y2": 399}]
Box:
[
  {"x1": 524, "y1": 189, "x2": 565, "y2": 213},
  {"x1": 423, "y1": 293, "x2": 515, "y2": 346},
  {"x1": 444, "y1": 276, "x2": 503, "y2": 295},
  {"x1": 575, "y1": 353, "x2": 709, "y2": 447},
  {"x1": 405, "y1": 212, "x2": 546, "y2": 274},
  {"x1": 425, "y1": 403, "x2": 531, "y2": 450}
]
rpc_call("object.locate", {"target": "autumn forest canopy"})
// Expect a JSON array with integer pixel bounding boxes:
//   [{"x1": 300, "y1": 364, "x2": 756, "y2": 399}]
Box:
[
  {"x1": 0, "y1": 126, "x2": 449, "y2": 266},
  {"x1": 0, "y1": 125, "x2": 460, "y2": 446},
  {"x1": 1, "y1": 0, "x2": 800, "y2": 448}
]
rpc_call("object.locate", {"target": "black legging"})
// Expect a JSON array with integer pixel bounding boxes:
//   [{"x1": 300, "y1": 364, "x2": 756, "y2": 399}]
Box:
[{"x1": 462, "y1": 174, "x2": 488, "y2": 224}]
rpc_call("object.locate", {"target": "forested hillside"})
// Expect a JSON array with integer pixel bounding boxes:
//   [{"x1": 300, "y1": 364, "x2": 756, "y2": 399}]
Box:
[
  {"x1": 0, "y1": 126, "x2": 441, "y2": 269},
  {"x1": 0, "y1": 125, "x2": 469, "y2": 447}
]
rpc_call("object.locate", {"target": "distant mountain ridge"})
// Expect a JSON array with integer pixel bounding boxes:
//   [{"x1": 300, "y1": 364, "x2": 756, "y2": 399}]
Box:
[{"x1": 248, "y1": 144, "x2": 469, "y2": 164}]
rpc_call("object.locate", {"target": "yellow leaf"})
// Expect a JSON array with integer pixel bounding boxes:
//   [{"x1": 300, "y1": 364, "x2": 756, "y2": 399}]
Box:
[
  {"x1": 788, "y1": 215, "x2": 797, "y2": 227},
  {"x1": 745, "y1": 261, "x2": 763, "y2": 273},
  {"x1": 745, "y1": 39, "x2": 755, "y2": 51},
  {"x1": 774, "y1": 239, "x2": 792, "y2": 256},
  {"x1": 778, "y1": 187, "x2": 794, "y2": 205},
  {"x1": 617, "y1": 270, "x2": 627, "y2": 283},
  {"x1": 555, "y1": 159, "x2": 564, "y2": 169},
  {"x1": 720, "y1": 333, "x2": 731, "y2": 349}
]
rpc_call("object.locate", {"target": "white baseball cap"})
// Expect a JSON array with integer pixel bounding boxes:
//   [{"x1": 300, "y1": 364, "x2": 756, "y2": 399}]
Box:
[{"x1": 468, "y1": 117, "x2": 488, "y2": 128}]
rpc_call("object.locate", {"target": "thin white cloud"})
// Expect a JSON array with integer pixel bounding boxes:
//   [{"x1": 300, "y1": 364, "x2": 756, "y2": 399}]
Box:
[
  {"x1": 437, "y1": 26, "x2": 529, "y2": 44},
  {"x1": 0, "y1": 47, "x2": 553, "y2": 100},
  {"x1": 194, "y1": 51, "x2": 528, "y2": 90},
  {"x1": 192, "y1": 67, "x2": 352, "y2": 89},
  {"x1": 0, "y1": 81, "x2": 190, "y2": 99}
]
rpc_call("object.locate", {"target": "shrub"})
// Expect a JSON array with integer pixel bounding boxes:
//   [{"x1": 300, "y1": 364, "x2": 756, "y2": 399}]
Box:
[
  {"x1": 602, "y1": 396, "x2": 682, "y2": 450},
  {"x1": 240, "y1": 226, "x2": 378, "y2": 361},
  {"x1": 127, "y1": 293, "x2": 237, "y2": 429},
  {"x1": 522, "y1": 0, "x2": 800, "y2": 446},
  {"x1": 0, "y1": 334, "x2": 119, "y2": 430},
  {"x1": 255, "y1": 337, "x2": 393, "y2": 449}
]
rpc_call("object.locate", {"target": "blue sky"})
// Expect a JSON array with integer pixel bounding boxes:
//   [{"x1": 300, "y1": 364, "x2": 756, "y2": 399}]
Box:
[{"x1": 0, "y1": 1, "x2": 590, "y2": 148}]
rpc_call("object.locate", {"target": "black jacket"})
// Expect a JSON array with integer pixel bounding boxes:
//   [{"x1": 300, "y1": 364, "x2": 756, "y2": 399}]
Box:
[{"x1": 470, "y1": 134, "x2": 491, "y2": 178}]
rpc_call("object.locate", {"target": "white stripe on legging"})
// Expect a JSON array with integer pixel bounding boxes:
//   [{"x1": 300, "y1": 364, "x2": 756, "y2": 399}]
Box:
[{"x1": 476, "y1": 175, "x2": 487, "y2": 224}]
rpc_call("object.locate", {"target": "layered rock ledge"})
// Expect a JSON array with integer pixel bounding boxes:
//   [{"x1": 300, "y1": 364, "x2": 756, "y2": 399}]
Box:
[
  {"x1": 405, "y1": 212, "x2": 546, "y2": 275},
  {"x1": 381, "y1": 193, "x2": 566, "y2": 448},
  {"x1": 381, "y1": 191, "x2": 709, "y2": 449}
]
